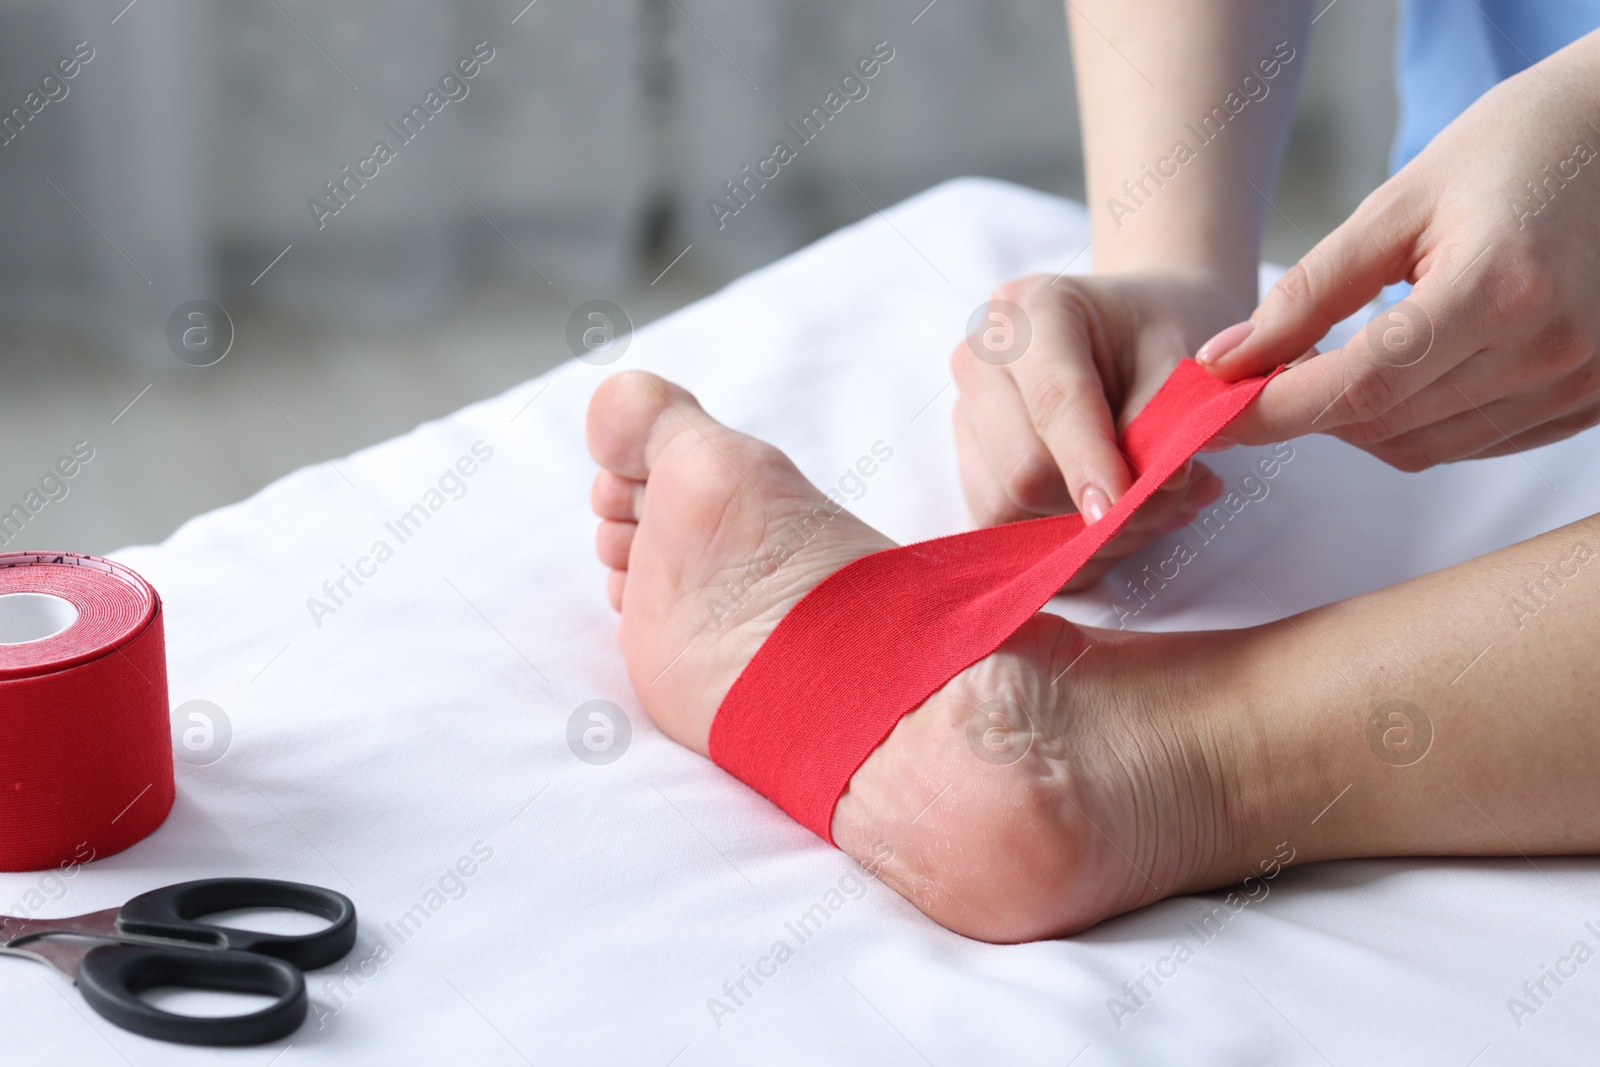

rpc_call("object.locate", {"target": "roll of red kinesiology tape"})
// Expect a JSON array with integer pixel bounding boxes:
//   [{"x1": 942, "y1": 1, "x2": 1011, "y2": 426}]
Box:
[{"x1": 0, "y1": 551, "x2": 174, "y2": 872}]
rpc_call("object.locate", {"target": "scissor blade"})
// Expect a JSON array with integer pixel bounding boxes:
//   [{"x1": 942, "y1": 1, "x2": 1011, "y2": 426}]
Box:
[
  {"x1": 0, "y1": 914, "x2": 30, "y2": 945},
  {"x1": 1, "y1": 909, "x2": 128, "y2": 983},
  {"x1": 0, "y1": 935, "x2": 99, "y2": 981},
  {"x1": 0, "y1": 907, "x2": 121, "y2": 948}
]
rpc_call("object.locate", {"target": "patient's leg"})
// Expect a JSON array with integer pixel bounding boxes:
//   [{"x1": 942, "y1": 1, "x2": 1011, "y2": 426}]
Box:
[{"x1": 587, "y1": 371, "x2": 1600, "y2": 941}]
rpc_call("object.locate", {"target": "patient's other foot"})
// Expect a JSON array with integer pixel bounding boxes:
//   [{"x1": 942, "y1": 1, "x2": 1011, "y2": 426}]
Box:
[{"x1": 587, "y1": 372, "x2": 1277, "y2": 941}]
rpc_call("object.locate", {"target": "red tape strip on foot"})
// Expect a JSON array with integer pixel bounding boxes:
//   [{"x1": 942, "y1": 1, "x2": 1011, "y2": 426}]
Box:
[{"x1": 708, "y1": 360, "x2": 1275, "y2": 843}]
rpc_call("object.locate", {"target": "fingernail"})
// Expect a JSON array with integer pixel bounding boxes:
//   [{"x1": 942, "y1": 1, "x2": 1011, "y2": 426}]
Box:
[
  {"x1": 1195, "y1": 321, "x2": 1255, "y2": 365},
  {"x1": 1199, "y1": 435, "x2": 1235, "y2": 453},
  {"x1": 1080, "y1": 484, "x2": 1112, "y2": 524}
]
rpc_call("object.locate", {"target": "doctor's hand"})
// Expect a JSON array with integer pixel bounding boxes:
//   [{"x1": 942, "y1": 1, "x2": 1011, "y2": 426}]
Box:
[
  {"x1": 1201, "y1": 32, "x2": 1600, "y2": 468},
  {"x1": 950, "y1": 271, "x2": 1249, "y2": 590}
]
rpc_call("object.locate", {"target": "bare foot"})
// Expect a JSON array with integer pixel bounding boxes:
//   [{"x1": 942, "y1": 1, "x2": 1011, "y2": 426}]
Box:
[{"x1": 587, "y1": 372, "x2": 1277, "y2": 942}]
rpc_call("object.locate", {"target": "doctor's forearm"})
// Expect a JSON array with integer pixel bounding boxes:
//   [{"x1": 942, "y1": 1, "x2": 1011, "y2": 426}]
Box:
[{"x1": 1068, "y1": 0, "x2": 1312, "y2": 306}]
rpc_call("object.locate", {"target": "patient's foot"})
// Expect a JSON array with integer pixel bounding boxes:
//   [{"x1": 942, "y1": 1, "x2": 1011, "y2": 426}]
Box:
[{"x1": 587, "y1": 372, "x2": 1279, "y2": 941}]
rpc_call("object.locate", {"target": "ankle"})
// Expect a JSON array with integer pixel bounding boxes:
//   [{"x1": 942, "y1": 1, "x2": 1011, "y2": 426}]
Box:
[
  {"x1": 1201, "y1": 625, "x2": 1367, "y2": 881},
  {"x1": 1151, "y1": 629, "x2": 1304, "y2": 893}
]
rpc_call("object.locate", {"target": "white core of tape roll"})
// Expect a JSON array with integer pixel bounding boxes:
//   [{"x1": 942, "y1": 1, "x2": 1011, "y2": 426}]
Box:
[{"x1": 0, "y1": 592, "x2": 79, "y2": 645}]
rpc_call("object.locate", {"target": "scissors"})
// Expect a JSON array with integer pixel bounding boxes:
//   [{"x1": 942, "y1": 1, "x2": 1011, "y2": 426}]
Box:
[{"x1": 0, "y1": 877, "x2": 356, "y2": 1046}]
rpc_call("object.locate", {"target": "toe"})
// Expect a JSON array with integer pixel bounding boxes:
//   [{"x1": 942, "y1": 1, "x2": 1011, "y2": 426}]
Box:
[
  {"x1": 595, "y1": 368, "x2": 895, "y2": 757},
  {"x1": 587, "y1": 371, "x2": 706, "y2": 481},
  {"x1": 592, "y1": 470, "x2": 645, "y2": 521},
  {"x1": 596, "y1": 520, "x2": 636, "y2": 570},
  {"x1": 607, "y1": 569, "x2": 626, "y2": 612}
]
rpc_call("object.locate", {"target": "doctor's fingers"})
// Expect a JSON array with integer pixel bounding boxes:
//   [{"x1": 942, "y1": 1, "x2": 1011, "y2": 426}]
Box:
[
  {"x1": 951, "y1": 347, "x2": 1074, "y2": 521},
  {"x1": 1004, "y1": 295, "x2": 1134, "y2": 523},
  {"x1": 1354, "y1": 381, "x2": 1600, "y2": 471},
  {"x1": 954, "y1": 400, "x2": 1043, "y2": 527},
  {"x1": 1224, "y1": 278, "x2": 1484, "y2": 446}
]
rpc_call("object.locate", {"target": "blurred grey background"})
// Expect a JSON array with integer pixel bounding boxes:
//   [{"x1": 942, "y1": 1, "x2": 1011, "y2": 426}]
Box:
[{"x1": 0, "y1": 0, "x2": 1397, "y2": 554}]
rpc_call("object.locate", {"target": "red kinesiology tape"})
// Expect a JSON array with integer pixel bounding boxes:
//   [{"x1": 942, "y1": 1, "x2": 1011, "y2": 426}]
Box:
[
  {"x1": 0, "y1": 552, "x2": 174, "y2": 871},
  {"x1": 708, "y1": 360, "x2": 1276, "y2": 843}
]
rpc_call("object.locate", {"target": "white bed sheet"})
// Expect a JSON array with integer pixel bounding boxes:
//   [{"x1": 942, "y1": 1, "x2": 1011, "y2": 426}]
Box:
[{"x1": 4, "y1": 178, "x2": 1599, "y2": 1066}]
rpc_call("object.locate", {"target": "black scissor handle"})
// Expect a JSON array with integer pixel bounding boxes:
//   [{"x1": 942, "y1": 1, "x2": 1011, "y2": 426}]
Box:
[
  {"x1": 78, "y1": 943, "x2": 306, "y2": 1046},
  {"x1": 117, "y1": 878, "x2": 357, "y2": 971}
]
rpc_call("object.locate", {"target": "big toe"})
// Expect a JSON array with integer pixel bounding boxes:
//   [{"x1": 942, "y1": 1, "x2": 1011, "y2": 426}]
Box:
[{"x1": 587, "y1": 371, "x2": 702, "y2": 481}]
